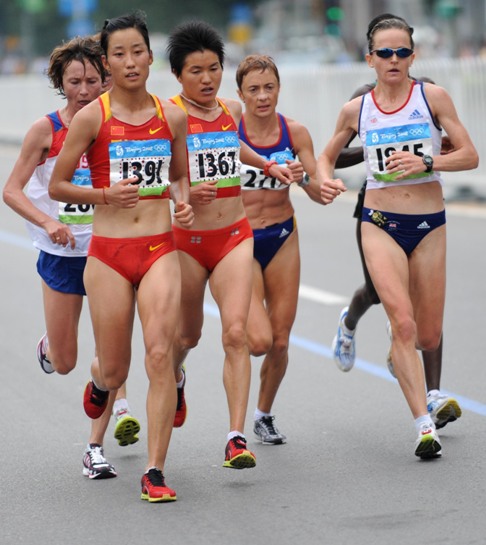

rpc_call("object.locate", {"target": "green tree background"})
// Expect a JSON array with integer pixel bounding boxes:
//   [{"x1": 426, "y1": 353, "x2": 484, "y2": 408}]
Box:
[{"x1": 1, "y1": 0, "x2": 259, "y2": 58}]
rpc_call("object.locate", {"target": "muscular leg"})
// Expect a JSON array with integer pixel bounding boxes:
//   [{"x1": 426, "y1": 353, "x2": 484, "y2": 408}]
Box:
[
  {"x1": 115, "y1": 382, "x2": 127, "y2": 401},
  {"x1": 246, "y1": 260, "x2": 273, "y2": 357},
  {"x1": 361, "y1": 223, "x2": 445, "y2": 419},
  {"x1": 344, "y1": 218, "x2": 380, "y2": 331},
  {"x1": 172, "y1": 251, "x2": 208, "y2": 382},
  {"x1": 88, "y1": 387, "x2": 117, "y2": 444},
  {"x1": 137, "y1": 252, "x2": 181, "y2": 471},
  {"x1": 41, "y1": 281, "x2": 83, "y2": 375},
  {"x1": 209, "y1": 238, "x2": 254, "y2": 433},
  {"x1": 422, "y1": 335, "x2": 443, "y2": 392},
  {"x1": 84, "y1": 257, "x2": 135, "y2": 391},
  {"x1": 256, "y1": 232, "x2": 299, "y2": 414}
]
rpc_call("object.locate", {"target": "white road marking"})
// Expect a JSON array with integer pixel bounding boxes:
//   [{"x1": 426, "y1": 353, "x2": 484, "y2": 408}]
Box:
[{"x1": 298, "y1": 284, "x2": 348, "y2": 305}]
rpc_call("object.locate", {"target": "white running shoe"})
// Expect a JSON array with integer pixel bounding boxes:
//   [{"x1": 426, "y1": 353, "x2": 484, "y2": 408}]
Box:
[
  {"x1": 83, "y1": 444, "x2": 117, "y2": 479},
  {"x1": 414, "y1": 423, "x2": 442, "y2": 459},
  {"x1": 37, "y1": 333, "x2": 54, "y2": 374},
  {"x1": 386, "y1": 321, "x2": 396, "y2": 378},
  {"x1": 332, "y1": 307, "x2": 356, "y2": 372},
  {"x1": 427, "y1": 391, "x2": 462, "y2": 429}
]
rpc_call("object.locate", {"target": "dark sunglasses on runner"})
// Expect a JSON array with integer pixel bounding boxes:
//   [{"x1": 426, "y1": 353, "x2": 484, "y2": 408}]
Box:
[{"x1": 370, "y1": 47, "x2": 414, "y2": 59}]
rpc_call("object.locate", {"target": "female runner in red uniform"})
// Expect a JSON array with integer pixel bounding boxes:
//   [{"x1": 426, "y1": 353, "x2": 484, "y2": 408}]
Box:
[
  {"x1": 166, "y1": 21, "x2": 302, "y2": 469},
  {"x1": 50, "y1": 11, "x2": 193, "y2": 502}
]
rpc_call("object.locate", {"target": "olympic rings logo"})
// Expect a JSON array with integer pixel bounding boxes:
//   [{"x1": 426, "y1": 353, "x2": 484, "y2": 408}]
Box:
[{"x1": 409, "y1": 128, "x2": 424, "y2": 136}]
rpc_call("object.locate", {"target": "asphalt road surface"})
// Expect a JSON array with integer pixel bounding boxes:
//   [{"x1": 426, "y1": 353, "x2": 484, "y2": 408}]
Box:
[{"x1": 0, "y1": 143, "x2": 485, "y2": 545}]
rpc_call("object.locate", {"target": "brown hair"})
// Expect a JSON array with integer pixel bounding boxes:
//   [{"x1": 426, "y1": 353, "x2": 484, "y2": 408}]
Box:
[
  {"x1": 367, "y1": 16, "x2": 414, "y2": 53},
  {"x1": 236, "y1": 54, "x2": 280, "y2": 91},
  {"x1": 47, "y1": 35, "x2": 104, "y2": 96}
]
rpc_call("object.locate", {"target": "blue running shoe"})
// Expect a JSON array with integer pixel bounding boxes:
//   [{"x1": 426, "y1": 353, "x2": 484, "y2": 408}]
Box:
[{"x1": 332, "y1": 307, "x2": 356, "y2": 372}]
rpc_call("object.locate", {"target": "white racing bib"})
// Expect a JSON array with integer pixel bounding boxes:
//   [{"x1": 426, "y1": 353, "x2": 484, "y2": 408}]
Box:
[
  {"x1": 109, "y1": 139, "x2": 171, "y2": 197},
  {"x1": 366, "y1": 122, "x2": 432, "y2": 183},
  {"x1": 241, "y1": 148, "x2": 294, "y2": 191},
  {"x1": 187, "y1": 131, "x2": 241, "y2": 190}
]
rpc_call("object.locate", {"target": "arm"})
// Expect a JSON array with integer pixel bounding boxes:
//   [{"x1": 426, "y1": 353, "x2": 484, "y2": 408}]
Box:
[
  {"x1": 316, "y1": 99, "x2": 361, "y2": 205},
  {"x1": 165, "y1": 105, "x2": 193, "y2": 227},
  {"x1": 287, "y1": 120, "x2": 323, "y2": 204},
  {"x1": 427, "y1": 85, "x2": 478, "y2": 171},
  {"x1": 334, "y1": 83, "x2": 373, "y2": 169},
  {"x1": 239, "y1": 139, "x2": 294, "y2": 184},
  {"x1": 3, "y1": 117, "x2": 76, "y2": 246},
  {"x1": 4, "y1": 117, "x2": 52, "y2": 226},
  {"x1": 387, "y1": 85, "x2": 479, "y2": 179},
  {"x1": 49, "y1": 102, "x2": 139, "y2": 208}
]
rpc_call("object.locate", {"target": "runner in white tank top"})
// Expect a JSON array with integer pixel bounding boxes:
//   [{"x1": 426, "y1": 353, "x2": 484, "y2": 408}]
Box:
[{"x1": 317, "y1": 15, "x2": 478, "y2": 460}]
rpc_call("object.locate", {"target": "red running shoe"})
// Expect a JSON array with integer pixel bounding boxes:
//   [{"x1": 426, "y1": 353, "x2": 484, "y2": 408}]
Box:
[
  {"x1": 141, "y1": 468, "x2": 177, "y2": 502},
  {"x1": 173, "y1": 367, "x2": 187, "y2": 428},
  {"x1": 83, "y1": 380, "x2": 109, "y2": 419},
  {"x1": 222, "y1": 435, "x2": 256, "y2": 469}
]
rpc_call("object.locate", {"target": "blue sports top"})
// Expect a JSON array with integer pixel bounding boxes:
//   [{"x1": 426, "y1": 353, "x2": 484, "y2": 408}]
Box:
[{"x1": 239, "y1": 113, "x2": 295, "y2": 191}]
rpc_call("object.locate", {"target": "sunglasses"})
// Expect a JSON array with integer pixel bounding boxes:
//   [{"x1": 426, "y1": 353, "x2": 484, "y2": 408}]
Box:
[{"x1": 370, "y1": 47, "x2": 414, "y2": 59}]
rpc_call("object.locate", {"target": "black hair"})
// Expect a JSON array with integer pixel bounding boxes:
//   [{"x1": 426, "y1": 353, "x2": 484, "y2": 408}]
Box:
[
  {"x1": 47, "y1": 35, "x2": 104, "y2": 96},
  {"x1": 100, "y1": 10, "x2": 150, "y2": 55},
  {"x1": 166, "y1": 20, "x2": 225, "y2": 77},
  {"x1": 367, "y1": 13, "x2": 414, "y2": 52}
]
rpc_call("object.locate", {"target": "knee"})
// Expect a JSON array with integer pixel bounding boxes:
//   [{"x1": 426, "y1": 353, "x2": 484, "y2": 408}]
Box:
[
  {"x1": 269, "y1": 334, "x2": 289, "y2": 359},
  {"x1": 249, "y1": 334, "x2": 273, "y2": 357},
  {"x1": 103, "y1": 374, "x2": 126, "y2": 391},
  {"x1": 222, "y1": 322, "x2": 247, "y2": 353},
  {"x1": 417, "y1": 329, "x2": 442, "y2": 352},
  {"x1": 145, "y1": 346, "x2": 171, "y2": 377},
  {"x1": 52, "y1": 356, "x2": 76, "y2": 376},
  {"x1": 101, "y1": 364, "x2": 128, "y2": 391},
  {"x1": 392, "y1": 317, "x2": 417, "y2": 345},
  {"x1": 177, "y1": 331, "x2": 201, "y2": 352}
]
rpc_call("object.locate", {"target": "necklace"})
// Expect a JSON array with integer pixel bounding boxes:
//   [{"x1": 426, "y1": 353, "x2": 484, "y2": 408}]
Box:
[{"x1": 180, "y1": 94, "x2": 219, "y2": 111}]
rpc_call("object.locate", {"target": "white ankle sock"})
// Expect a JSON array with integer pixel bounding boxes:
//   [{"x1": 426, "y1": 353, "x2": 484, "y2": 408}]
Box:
[
  {"x1": 113, "y1": 398, "x2": 129, "y2": 415},
  {"x1": 415, "y1": 414, "x2": 435, "y2": 433},
  {"x1": 227, "y1": 430, "x2": 245, "y2": 441},
  {"x1": 254, "y1": 408, "x2": 271, "y2": 421}
]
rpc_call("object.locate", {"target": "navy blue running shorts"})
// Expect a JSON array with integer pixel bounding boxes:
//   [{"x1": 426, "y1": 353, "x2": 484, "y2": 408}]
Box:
[{"x1": 36, "y1": 250, "x2": 87, "y2": 295}]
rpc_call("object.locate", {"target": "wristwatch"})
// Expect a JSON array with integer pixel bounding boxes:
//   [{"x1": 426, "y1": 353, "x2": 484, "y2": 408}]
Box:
[
  {"x1": 422, "y1": 155, "x2": 434, "y2": 173},
  {"x1": 298, "y1": 174, "x2": 310, "y2": 188}
]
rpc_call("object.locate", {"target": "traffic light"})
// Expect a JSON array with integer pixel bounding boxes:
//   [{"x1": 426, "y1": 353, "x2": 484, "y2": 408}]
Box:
[
  {"x1": 324, "y1": 0, "x2": 344, "y2": 36},
  {"x1": 18, "y1": 0, "x2": 45, "y2": 13},
  {"x1": 435, "y1": 0, "x2": 461, "y2": 19}
]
